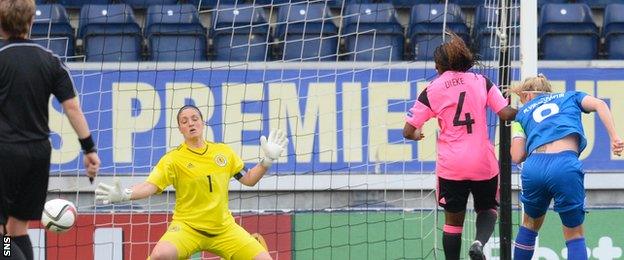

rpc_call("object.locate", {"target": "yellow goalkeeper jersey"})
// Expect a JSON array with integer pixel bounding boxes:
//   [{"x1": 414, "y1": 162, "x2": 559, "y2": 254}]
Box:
[{"x1": 146, "y1": 141, "x2": 246, "y2": 235}]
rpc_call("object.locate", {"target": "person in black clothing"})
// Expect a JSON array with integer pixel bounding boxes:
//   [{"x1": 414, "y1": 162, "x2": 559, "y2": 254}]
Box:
[{"x1": 0, "y1": 0, "x2": 101, "y2": 259}]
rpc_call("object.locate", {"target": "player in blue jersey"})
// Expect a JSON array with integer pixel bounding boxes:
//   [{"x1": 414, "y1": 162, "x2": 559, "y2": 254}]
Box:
[{"x1": 509, "y1": 74, "x2": 623, "y2": 260}]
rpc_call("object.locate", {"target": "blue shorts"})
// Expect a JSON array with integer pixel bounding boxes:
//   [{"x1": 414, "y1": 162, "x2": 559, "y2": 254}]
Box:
[{"x1": 521, "y1": 151, "x2": 585, "y2": 227}]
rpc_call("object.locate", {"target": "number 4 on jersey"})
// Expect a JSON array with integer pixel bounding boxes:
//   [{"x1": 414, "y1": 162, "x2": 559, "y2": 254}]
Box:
[{"x1": 453, "y1": 91, "x2": 475, "y2": 134}]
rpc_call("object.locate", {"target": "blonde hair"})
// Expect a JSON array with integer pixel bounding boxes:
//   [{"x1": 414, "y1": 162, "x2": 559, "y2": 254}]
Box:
[
  {"x1": 0, "y1": 0, "x2": 35, "y2": 39},
  {"x1": 510, "y1": 73, "x2": 553, "y2": 95}
]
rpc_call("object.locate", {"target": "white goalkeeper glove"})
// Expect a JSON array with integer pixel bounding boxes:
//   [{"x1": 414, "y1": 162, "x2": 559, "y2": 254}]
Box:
[
  {"x1": 95, "y1": 178, "x2": 132, "y2": 204},
  {"x1": 260, "y1": 129, "x2": 289, "y2": 168}
]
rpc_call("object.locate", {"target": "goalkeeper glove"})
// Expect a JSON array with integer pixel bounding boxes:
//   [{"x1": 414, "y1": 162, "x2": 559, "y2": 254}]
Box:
[
  {"x1": 260, "y1": 129, "x2": 289, "y2": 167},
  {"x1": 95, "y1": 178, "x2": 132, "y2": 204}
]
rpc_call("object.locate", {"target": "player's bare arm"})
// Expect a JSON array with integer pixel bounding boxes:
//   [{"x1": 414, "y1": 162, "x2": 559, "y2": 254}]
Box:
[
  {"x1": 497, "y1": 106, "x2": 518, "y2": 121},
  {"x1": 511, "y1": 138, "x2": 527, "y2": 164},
  {"x1": 128, "y1": 182, "x2": 159, "y2": 200},
  {"x1": 95, "y1": 179, "x2": 159, "y2": 204},
  {"x1": 581, "y1": 95, "x2": 623, "y2": 156},
  {"x1": 402, "y1": 123, "x2": 424, "y2": 141}
]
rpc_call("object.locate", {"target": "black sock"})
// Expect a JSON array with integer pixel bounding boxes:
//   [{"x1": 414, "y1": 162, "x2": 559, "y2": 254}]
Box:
[
  {"x1": 13, "y1": 235, "x2": 32, "y2": 260},
  {"x1": 475, "y1": 209, "x2": 497, "y2": 245},
  {"x1": 443, "y1": 232, "x2": 462, "y2": 260}
]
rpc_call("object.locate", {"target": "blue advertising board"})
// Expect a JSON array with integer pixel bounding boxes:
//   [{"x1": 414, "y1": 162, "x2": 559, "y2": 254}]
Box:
[{"x1": 48, "y1": 66, "x2": 624, "y2": 175}]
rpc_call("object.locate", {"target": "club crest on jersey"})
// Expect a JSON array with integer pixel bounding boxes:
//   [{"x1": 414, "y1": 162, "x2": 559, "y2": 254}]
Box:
[{"x1": 214, "y1": 154, "x2": 227, "y2": 167}]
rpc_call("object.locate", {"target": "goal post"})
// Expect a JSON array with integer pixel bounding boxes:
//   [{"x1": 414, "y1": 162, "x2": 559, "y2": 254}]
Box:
[
  {"x1": 497, "y1": 0, "x2": 514, "y2": 257},
  {"x1": 498, "y1": 0, "x2": 538, "y2": 257}
]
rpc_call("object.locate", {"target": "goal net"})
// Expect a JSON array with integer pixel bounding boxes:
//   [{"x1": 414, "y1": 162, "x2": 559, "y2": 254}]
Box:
[{"x1": 29, "y1": 0, "x2": 520, "y2": 259}]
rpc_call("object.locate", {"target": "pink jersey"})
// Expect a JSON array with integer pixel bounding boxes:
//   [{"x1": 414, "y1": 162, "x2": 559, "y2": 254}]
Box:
[{"x1": 405, "y1": 71, "x2": 508, "y2": 181}]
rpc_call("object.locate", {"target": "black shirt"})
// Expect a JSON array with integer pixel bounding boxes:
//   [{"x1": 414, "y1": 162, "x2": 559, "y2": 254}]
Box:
[{"x1": 0, "y1": 39, "x2": 76, "y2": 142}]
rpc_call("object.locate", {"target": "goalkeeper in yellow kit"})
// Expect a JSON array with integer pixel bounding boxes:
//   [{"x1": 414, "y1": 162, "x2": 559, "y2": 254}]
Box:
[{"x1": 95, "y1": 105, "x2": 288, "y2": 260}]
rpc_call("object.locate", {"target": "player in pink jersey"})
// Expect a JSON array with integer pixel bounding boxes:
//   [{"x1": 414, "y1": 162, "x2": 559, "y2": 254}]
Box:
[{"x1": 403, "y1": 34, "x2": 516, "y2": 260}]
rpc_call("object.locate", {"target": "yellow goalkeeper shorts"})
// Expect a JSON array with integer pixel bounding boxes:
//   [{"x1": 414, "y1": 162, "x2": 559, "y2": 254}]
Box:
[{"x1": 158, "y1": 220, "x2": 267, "y2": 260}]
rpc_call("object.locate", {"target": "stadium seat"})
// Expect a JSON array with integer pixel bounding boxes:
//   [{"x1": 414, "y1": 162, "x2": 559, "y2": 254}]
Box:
[
  {"x1": 409, "y1": 4, "x2": 469, "y2": 60},
  {"x1": 539, "y1": 0, "x2": 569, "y2": 7},
  {"x1": 31, "y1": 4, "x2": 75, "y2": 59},
  {"x1": 253, "y1": 0, "x2": 307, "y2": 4},
  {"x1": 473, "y1": 5, "x2": 520, "y2": 60},
  {"x1": 327, "y1": 0, "x2": 343, "y2": 7},
  {"x1": 389, "y1": 0, "x2": 441, "y2": 8},
  {"x1": 275, "y1": 3, "x2": 338, "y2": 61},
  {"x1": 182, "y1": 0, "x2": 237, "y2": 10},
  {"x1": 603, "y1": 3, "x2": 624, "y2": 59},
  {"x1": 59, "y1": 0, "x2": 110, "y2": 9},
  {"x1": 448, "y1": 0, "x2": 488, "y2": 8},
  {"x1": 342, "y1": 4, "x2": 404, "y2": 61},
  {"x1": 577, "y1": 0, "x2": 624, "y2": 8},
  {"x1": 539, "y1": 4, "x2": 599, "y2": 60},
  {"x1": 211, "y1": 4, "x2": 270, "y2": 61},
  {"x1": 145, "y1": 5, "x2": 207, "y2": 61},
  {"x1": 78, "y1": 4, "x2": 143, "y2": 61},
  {"x1": 121, "y1": 0, "x2": 177, "y2": 9}
]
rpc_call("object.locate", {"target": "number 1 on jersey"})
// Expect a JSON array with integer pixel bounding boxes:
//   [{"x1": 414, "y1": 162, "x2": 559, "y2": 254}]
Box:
[
  {"x1": 207, "y1": 175, "x2": 213, "y2": 192},
  {"x1": 453, "y1": 91, "x2": 475, "y2": 134}
]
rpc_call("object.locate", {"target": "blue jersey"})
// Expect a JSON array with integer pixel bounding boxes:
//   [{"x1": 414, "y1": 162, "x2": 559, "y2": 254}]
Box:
[{"x1": 515, "y1": 91, "x2": 589, "y2": 154}]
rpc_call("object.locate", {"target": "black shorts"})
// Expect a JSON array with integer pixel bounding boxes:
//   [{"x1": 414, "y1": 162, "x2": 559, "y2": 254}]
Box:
[
  {"x1": 0, "y1": 141, "x2": 51, "y2": 222},
  {"x1": 437, "y1": 175, "x2": 499, "y2": 213}
]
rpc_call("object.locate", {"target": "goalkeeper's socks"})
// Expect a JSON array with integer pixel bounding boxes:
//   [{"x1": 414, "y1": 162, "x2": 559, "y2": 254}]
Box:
[
  {"x1": 443, "y1": 225, "x2": 462, "y2": 260},
  {"x1": 514, "y1": 226, "x2": 537, "y2": 260},
  {"x1": 13, "y1": 235, "x2": 33, "y2": 260},
  {"x1": 475, "y1": 209, "x2": 497, "y2": 244},
  {"x1": 566, "y1": 237, "x2": 588, "y2": 260}
]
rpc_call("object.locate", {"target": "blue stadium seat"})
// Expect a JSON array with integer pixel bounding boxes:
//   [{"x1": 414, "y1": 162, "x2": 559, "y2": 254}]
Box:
[
  {"x1": 448, "y1": 0, "x2": 488, "y2": 8},
  {"x1": 31, "y1": 4, "x2": 75, "y2": 59},
  {"x1": 409, "y1": 4, "x2": 469, "y2": 60},
  {"x1": 327, "y1": 0, "x2": 343, "y2": 7},
  {"x1": 342, "y1": 4, "x2": 404, "y2": 61},
  {"x1": 78, "y1": 4, "x2": 143, "y2": 61},
  {"x1": 253, "y1": 0, "x2": 307, "y2": 4},
  {"x1": 162, "y1": 0, "x2": 344, "y2": 10},
  {"x1": 59, "y1": 0, "x2": 110, "y2": 9},
  {"x1": 473, "y1": 5, "x2": 520, "y2": 60},
  {"x1": 577, "y1": 0, "x2": 624, "y2": 8},
  {"x1": 145, "y1": 5, "x2": 207, "y2": 61},
  {"x1": 539, "y1": 4, "x2": 599, "y2": 60},
  {"x1": 121, "y1": 0, "x2": 177, "y2": 9},
  {"x1": 275, "y1": 3, "x2": 338, "y2": 61},
  {"x1": 182, "y1": 0, "x2": 237, "y2": 10},
  {"x1": 211, "y1": 5, "x2": 270, "y2": 61},
  {"x1": 345, "y1": 0, "x2": 438, "y2": 8},
  {"x1": 603, "y1": 3, "x2": 624, "y2": 59},
  {"x1": 539, "y1": 0, "x2": 569, "y2": 7}
]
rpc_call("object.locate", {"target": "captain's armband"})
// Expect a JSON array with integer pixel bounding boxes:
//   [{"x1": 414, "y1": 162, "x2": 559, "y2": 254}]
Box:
[
  {"x1": 233, "y1": 168, "x2": 248, "y2": 180},
  {"x1": 511, "y1": 121, "x2": 526, "y2": 139}
]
